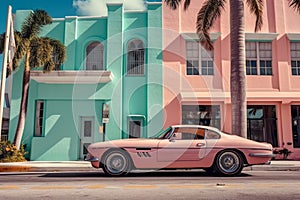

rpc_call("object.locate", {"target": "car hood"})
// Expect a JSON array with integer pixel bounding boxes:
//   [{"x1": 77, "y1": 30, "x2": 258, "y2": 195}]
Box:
[{"x1": 88, "y1": 138, "x2": 160, "y2": 149}]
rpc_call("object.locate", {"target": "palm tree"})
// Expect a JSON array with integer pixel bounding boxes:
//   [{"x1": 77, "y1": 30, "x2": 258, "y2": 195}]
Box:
[
  {"x1": 0, "y1": 10, "x2": 66, "y2": 149},
  {"x1": 165, "y1": 0, "x2": 263, "y2": 138},
  {"x1": 289, "y1": 0, "x2": 300, "y2": 12}
]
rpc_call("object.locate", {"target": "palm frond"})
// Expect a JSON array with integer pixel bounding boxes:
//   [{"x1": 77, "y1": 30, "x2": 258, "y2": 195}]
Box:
[
  {"x1": 288, "y1": 0, "x2": 300, "y2": 13},
  {"x1": 164, "y1": 0, "x2": 192, "y2": 10},
  {"x1": 246, "y1": 0, "x2": 264, "y2": 32},
  {"x1": 183, "y1": 0, "x2": 191, "y2": 10},
  {"x1": 196, "y1": 0, "x2": 226, "y2": 50},
  {"x1": 21, "y1": 10, "x2": 52, "y2": 39},
  {"x1": 48, "y1": 38, "x2": 67, "y2": 65},
  {"x1": 29, "y1": 37, "x2": 54, "y2": 70},
  {"x1": 12, "y1": 31, "x2": 29, "y2": 71},
  {"x1": 164, "y1": 0, "x2": 182, "y2": 10},
  {"x1": 29, "y1": 37, "x2": 66, "y2": 71}
]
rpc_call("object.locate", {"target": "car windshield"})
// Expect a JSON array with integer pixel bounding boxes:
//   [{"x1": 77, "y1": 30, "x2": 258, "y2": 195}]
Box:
[{"x1": 149, "y1": 127, "x2": 172, "y2": 139}]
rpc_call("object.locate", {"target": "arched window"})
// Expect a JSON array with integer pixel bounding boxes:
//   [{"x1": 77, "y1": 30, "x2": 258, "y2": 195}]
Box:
[
  {"x1": 86, "y1": 41, "x2": 104, "y2": 70},
  {"x1": 127, "y1": 39, "x2": 145, "y2": 75}
]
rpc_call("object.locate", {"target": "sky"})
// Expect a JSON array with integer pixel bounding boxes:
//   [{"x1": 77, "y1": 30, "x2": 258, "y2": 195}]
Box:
[{"x1": 0, "y1": 0, "x2": 161, "y2": 70}]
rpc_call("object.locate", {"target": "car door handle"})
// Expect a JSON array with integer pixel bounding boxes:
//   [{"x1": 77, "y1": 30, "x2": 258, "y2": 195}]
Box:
[{"x1": 196, "y1": 143, "x2": 205, "y2": 147}]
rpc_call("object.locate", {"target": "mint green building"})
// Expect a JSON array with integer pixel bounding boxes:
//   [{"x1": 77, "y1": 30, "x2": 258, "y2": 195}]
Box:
[{"x1": 8, "y1": 2, "x2": 163, "y2": 161}]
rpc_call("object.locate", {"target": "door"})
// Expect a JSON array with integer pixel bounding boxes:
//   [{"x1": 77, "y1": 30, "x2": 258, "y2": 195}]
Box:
[
  {"x1": 157, "y1": 127, "x2": 206, "y2": 162},
  {"x1": 80, "y1": 117, "x2": 94, "y2": 159}
]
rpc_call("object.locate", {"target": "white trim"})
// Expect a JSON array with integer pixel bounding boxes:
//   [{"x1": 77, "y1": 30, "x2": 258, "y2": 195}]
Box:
[
  {"x1": 287, "y1": 33, "x2": 300, "y2": 41},
  {"x1": 245, "y1": 33, "x2": 279, "y2": 41},
  {"x1": 146, "y1": 2, "x2": 162, "y2": 5},
  {"x1": 31, "y1": 70, "x2": 113, "y2": 84},
  {"x1": 181, "y1": 32, "x2": 221, "y2": 41}
]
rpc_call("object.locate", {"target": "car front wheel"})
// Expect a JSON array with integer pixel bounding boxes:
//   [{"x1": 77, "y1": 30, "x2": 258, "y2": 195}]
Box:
[
  {"x1": 102, "y1": 149, "x2": 131, "y2": 176},
  {"x1": 214, "y1": 150, "x2": 243, "y2": 176}
]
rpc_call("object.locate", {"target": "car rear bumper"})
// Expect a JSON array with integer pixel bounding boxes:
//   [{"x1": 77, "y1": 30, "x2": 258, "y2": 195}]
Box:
[{"x1": 249, "y1": 153, "x2": 275, "y2": 158}]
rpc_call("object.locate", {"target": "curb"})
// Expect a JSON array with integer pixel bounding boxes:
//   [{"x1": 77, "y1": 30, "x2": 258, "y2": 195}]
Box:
[{"x1": 0, "y1": 166, "x2": 32, "y2": 172}]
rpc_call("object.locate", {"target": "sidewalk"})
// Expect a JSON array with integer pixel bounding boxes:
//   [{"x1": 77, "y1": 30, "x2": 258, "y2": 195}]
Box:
[{"x1": 0, "y1": 160, "x2": 300, "y2": 173}]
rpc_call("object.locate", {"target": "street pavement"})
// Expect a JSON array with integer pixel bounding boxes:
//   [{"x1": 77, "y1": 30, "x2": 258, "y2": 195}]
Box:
[{"x1": 0, "y1": 160, "x2": 300, "y2": 172}]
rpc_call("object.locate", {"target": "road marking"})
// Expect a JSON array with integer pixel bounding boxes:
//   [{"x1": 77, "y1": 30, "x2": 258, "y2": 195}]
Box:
[
  {"x1": 2, "y1": 183, "x2": 298, "y2": 190},
  {"x1": 169, "y1": 185, "x2": 204, "y2": 189},
  {"x1": 86, "y1": 185, "x2": 106, "y2": 189},
  {"x1": 31, "y1": 186, "x2": 76, "y2": 190},
  {"x1": 0, "y1": 185, "x2": 20, "y2": 189},
  {"x1": 123, "y1": 185, "x2": 157, "y2": 189},
  {"x1": 253, "y1": 183, "x2": 300, "y2": 189}
]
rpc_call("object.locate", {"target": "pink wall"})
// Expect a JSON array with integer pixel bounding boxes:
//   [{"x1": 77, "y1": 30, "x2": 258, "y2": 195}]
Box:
[{"x1": 163, "y1": 0, "x2": 300, "y2": 159}]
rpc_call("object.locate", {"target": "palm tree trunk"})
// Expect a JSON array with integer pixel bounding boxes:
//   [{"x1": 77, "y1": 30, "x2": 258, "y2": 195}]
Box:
[
  {"x1": 230, "y1": 0, "x2": 247, "y2": 138},
  {"x1": 13, "y1": 52, "x2": 30, "y2": 149}
]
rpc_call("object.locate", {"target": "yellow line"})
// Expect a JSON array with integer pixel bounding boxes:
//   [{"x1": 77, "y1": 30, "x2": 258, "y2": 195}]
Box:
[
  {"x1": 215, "y1": 184, "x2": 245, "y2": 189},
  {"x1": 123, "y1": 185, "x2": 157, "y2": 189},
  {"x1": 169, "y1": 185, "x2": 204, "y2": 189},
  {"x1": 0, "y1": 185, "x2": 20, "y2": 189},
  {"x1": 31, "y1": 186, "x2": 76, "y2": 190},
  {"x1": 87, "y1": 185, "x2": 106, "y2": 189}
]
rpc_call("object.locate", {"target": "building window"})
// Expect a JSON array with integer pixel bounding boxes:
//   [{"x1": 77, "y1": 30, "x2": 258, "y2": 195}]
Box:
[
  {"x1": 291, "y1": 105, "x2": 300, "y2": 148},
  {"x1": 86, "y1": 41, "x2": 104, "y2": 70},
  {"x1": 182, "y1": 105, "x2": 220, "y2": 129},
  {"x1": 247, "y1": 105, "x2": 278, "y2": 146},
  {"x1": 246, "y1": 42, "x2": 272, "y2": 75},
  {"x1": 35, "y1": 101, "x2": 44, "y2": 137},
  {"x1": 290, "y1": 42, "x2": 300, "y2": 75},
  {"x1": 127, "y1": 39, "x2": 144, "y2": 75},
  {"x1": 128, "y1": 120, "x2": 142, "y2": 138},
  {"x1": 186, "y1": 41, "x2": 214, "y2": 75},
  {"x1": 52, "y1": 47, "x2": 63, "y2": 70}
]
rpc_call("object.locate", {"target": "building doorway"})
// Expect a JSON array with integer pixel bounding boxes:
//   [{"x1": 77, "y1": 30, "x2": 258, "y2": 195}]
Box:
[
  {"x1": 247, "y1": 105, "x2": 278, "y2": 147},
  {"x1": 80, "y1": 117, "x2": 94, "y2": 159},
  {"x1": 291, "y1": 106, "x2": 300, "y2": 148}
]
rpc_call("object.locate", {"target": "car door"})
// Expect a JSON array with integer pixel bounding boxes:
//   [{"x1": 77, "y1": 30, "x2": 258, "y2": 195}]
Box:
[{"x1": 157, "y1": 127, "x2": 206, "y2": 162}]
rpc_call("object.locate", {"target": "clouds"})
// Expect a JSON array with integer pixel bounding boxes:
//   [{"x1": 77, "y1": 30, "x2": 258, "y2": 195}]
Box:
[{"x1": 72, "y1": 0, "x2": 147, "y2": 17}]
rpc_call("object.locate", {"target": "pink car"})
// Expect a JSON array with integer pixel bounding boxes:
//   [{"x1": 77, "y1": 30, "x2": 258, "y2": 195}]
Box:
[{"x1": 86, "y1": 125, "x2": 273, "y2": 176}]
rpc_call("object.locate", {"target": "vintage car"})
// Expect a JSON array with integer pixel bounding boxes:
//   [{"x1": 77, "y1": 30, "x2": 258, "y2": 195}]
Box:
[{"x1": 86, "y1": 125, "x2": 273, "y2": 176}]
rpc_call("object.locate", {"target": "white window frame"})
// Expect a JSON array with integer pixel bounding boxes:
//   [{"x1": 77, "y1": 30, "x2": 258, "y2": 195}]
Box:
[
  {"x1": 35, "y1": 100, "x2": 44, "y2": 137},
  {"x1": 186, "y1": 41, "x2": 214, "y2": 76},
  {"x1": 290, "y1": 42, "x2": 300, "y2": 75},
  {"x1": 127, "y1": 39, "x2": 145, "y2": 76},
  {"x1": 246, "y1": 41, "x2": 272, "y2": 75},
  {"x1": 85, "y1": 41, "x2": 104, "y2": 70}
]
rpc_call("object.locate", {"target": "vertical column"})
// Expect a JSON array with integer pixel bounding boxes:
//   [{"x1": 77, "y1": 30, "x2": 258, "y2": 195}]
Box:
[
  {"x1": 147, "y1": 3, "x2": 163, "y2": 135},
  {"x1": 106, "y1": 4, "x2": 123, "y2": 140},
  {"x1": 64, "y1": 17, "x2": 78, "y2": 70}
]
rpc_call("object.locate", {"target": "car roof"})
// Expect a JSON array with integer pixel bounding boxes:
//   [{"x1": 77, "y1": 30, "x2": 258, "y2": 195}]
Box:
[{"x1": 170, "y1": 125, "x2": 221, "y2": 133}]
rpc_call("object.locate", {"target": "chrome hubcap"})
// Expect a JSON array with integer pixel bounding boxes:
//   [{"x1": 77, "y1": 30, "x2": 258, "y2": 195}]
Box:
[
  {"x1": 218, "y1": 152, "x2": 240, "y2": 173},
  {"x1": 106, "y1": 153, "x2": 127, "y2": 174}
]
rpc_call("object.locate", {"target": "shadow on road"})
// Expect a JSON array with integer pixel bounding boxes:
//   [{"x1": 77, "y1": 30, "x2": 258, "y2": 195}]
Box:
[{"x1": 40, "y1": 170, "x2": 252, "y2": 178}]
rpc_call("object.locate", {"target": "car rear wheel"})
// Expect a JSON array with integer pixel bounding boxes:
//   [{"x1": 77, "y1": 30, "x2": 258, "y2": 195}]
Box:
[
  {"x1": 214, "y1": 150, "x2": 243, "y2": 176},
  {"x1": 102, "y1": 149, "x2": 131, "y2": 176}
]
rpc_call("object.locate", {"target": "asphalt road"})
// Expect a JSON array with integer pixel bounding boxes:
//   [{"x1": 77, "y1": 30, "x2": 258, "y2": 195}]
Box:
[{"x1": 0, "y1": 170, "x2": 299, "y2": 200}]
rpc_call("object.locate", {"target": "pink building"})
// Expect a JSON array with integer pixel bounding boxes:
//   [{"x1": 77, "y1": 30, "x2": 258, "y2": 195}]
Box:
[{"x1": 162, "y1": 0, "x2": 300, "y2": 160}]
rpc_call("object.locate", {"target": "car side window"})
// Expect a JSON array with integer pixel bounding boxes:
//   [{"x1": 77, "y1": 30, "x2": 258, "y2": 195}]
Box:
[
  {"x1": 171, "y1": 128, "x2": 205, "y2": 140},
  {"x1": 205, "y1": 130, "x2": 220, "y2": 139}
]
